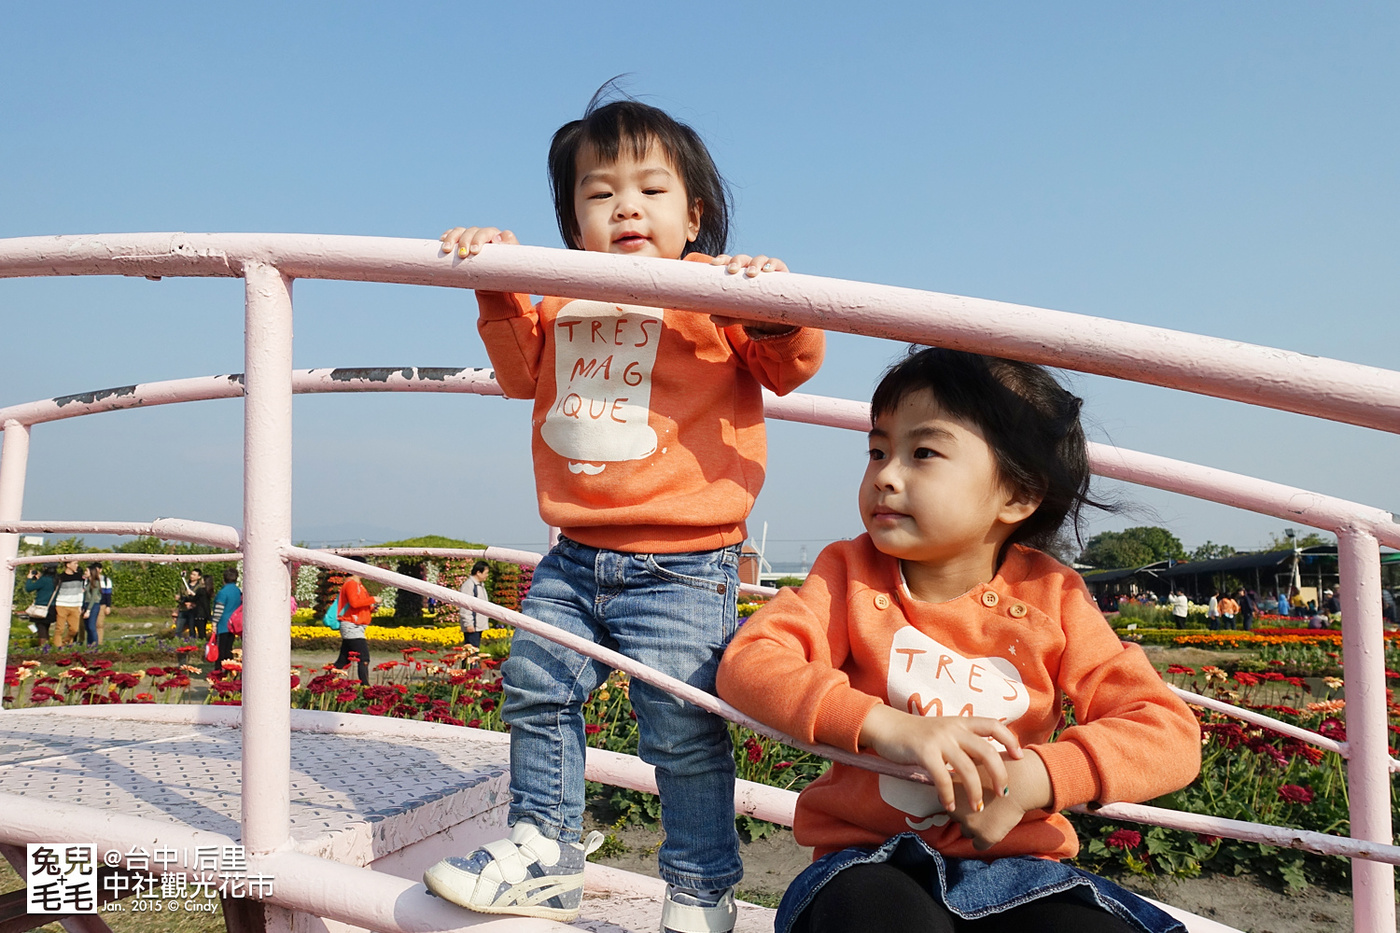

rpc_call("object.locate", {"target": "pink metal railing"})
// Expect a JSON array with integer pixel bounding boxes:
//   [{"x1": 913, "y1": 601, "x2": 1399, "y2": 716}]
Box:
[{"x1": 1, "y1": 233, "x2": 1397, "y2": 932}]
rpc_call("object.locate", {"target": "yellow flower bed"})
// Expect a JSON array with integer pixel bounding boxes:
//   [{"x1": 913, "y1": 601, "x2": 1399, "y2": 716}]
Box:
[
  {"x1": 289, "y1": 623, "x2": 514, "y2": 651},
  {"x1": 290, "y1": 624, "x2": 462, "y2": 646}
]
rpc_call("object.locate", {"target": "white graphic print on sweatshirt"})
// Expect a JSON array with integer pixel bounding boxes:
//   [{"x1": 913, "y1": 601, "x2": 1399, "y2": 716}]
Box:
[
  {"x1": 539, "y1": 300, "x2": 664, "y2": 475},
  {"x1": 879, "y1": 625, "x2": 1030, "y2": 830}
]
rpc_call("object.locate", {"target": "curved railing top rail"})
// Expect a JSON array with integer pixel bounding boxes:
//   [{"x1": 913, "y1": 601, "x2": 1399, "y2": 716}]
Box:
[{"x1": 3, "y1": 233, "x2": 1399, "y2": 435}]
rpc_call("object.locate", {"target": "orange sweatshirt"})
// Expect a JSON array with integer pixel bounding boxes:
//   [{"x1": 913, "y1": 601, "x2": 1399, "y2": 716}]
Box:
[
  {"x1": 338, "y1": 577, "x2": 376, "y2": 628},
  {"x1": 476, "y1": 255, "x2": 825, "y2": 553},
  {"x1": 716, "y1": 537, "x2": 1201, "y2": 861}
]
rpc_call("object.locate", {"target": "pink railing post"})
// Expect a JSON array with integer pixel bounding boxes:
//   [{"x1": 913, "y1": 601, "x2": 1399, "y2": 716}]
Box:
[
  {"x1": 0, "y1": 421, "x2": 31, "y2": 687},
  {"x1": 1336, "y1": 528, "x2": 1396, "y2": 933},
  {"x1": 240, "y1": 263, "x2": 295, "y2": 854}
]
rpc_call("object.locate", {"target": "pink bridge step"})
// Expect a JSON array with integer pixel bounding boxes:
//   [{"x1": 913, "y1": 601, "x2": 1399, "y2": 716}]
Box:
[{"x1": 0, "y1": 706, "x2": 779, "y2": 932}]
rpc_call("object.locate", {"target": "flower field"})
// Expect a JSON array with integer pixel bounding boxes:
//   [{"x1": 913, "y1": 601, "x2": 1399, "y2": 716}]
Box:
[
  {"x1": 5, "y1": 624, "x2": 1398, "y2": 893},
  {"x1": 1070, "y1": 662, "x2": 1399, "y2": 892}
]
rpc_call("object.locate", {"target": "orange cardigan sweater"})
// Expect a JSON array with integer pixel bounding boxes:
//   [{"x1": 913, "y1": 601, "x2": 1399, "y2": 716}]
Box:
[
  {"x1": 716, "y1": 537, "x2": 1201, "y2": 860},
  {"x1": 476, "y1": 255, "x2": 824, "y2": 553}
]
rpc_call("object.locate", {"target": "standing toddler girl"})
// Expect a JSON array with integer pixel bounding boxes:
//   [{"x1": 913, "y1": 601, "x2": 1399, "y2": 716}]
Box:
[{"x1": 423, "y1": 88, "x2": 825, "y2": 933}]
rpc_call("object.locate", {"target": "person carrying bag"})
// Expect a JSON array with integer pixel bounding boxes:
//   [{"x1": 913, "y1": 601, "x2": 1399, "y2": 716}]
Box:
[{"x1": 22, "y1": 565, "x2": 59, "y2": 644}]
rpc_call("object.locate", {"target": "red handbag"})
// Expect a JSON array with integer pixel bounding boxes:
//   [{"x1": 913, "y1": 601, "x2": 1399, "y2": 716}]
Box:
[{"x1": 204, "y1": 630, "x2": 219, "y2": 663}]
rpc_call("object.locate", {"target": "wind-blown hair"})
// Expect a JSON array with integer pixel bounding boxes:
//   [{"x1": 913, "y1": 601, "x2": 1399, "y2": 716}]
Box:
[
  {"x1": 871, "y1": 346, "x2": 1112, "y2": 553},
  {"x1": 548, "y1": 86, "x2": 731, "y2": 258}
]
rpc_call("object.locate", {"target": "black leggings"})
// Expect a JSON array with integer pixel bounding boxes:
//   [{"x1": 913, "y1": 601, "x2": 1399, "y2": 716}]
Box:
[
  {"x1": 335, "y1": 637, "x2": 371, "y2": 685},
  {"x1": 796, "y1": 863, "x2": 1139, "y2": 933}
]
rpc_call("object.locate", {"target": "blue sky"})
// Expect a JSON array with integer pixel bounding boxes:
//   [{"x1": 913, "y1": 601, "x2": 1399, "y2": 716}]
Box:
[{"x1": 2, "y1": 3, "x2": 1397, "y2": 564}]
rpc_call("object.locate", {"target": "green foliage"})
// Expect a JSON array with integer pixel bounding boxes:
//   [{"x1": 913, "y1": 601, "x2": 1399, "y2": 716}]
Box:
[
  {"x1": 1188, "y1": 540, "x2": 1237, "y2": 560},
  {"x1": 375, "y1": 535, "x2": 485, "y2": 550},
  {"x1": 1077, "y1": 526, "x2": 1185, "y2": 570},
  {"x1": 1264, "y1": 531, "x2": 1333, "y2": 550},
  {"x1": 736, "y1": 814, "x2": 778, "y2": 842},
  {"x1": 1068, "y1": 668, "x2": 1397, "y2": 893},
  {"x1": 770, "y1": 576, "x2": 805, "y2": 589},
  {"x1": 1111, "y1": 602, "x2": 1208, "y2": 629},
  {"x1": 12, "y1": 536, "x2": 238, "y2": 609}
]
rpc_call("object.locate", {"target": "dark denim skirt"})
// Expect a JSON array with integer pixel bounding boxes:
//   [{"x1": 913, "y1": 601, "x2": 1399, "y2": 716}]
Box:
[{"x1": 776, "y1": 834, "x2": 1184, "y2": 933}]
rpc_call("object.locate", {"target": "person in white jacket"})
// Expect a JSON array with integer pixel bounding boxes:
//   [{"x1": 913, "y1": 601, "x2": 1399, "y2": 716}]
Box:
[
  {"x1": 458, "y1": 560, "x2": 494, "y2": 651},
  {"x1": 1169, "y1": 589, "x2": 1190, "y2": 626}
]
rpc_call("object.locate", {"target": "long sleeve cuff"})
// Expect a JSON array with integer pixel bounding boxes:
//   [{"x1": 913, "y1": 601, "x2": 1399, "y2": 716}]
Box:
[
  {"x1": 1030, "y1": 739, "x2": 1103, "y2": 812},
  {"x1": 476, "y1": 290, "x2": 532, "y2": 321},
  {"x1": 813, "y1": 688, "x2": 883, "y2": 754}
]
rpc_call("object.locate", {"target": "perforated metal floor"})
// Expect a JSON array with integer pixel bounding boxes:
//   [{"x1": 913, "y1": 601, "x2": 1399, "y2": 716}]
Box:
[
  {"x1": 0, "y1": 710, "x2": 509, "y2": 865},
  {"x1": 0, "y1": 710, "x2": 782, "y2": 932}
]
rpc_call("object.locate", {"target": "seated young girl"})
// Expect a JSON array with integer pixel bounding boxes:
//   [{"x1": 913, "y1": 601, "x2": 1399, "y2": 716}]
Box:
[{"x1": 716, "y1": 347, "x2": 1201, "y2": 933}]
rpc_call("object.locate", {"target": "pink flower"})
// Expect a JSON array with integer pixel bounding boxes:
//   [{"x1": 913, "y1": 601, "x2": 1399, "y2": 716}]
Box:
[
  {"x1": 1105, "y1": 829, "x2": 1142, "y2": 849},
  {"x1": 1277, "y1": 784, "x2": 1314, "y2": 804}
]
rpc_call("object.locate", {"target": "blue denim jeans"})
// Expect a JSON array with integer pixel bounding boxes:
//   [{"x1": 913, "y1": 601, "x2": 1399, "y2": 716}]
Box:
[
  {"x1": 777, "y1": 834, "x2": 1183, "y2": 933},
  {"x1": 501, "y1": 536, "x2": 743, "y2": 890},
  {"x1": 84, "y1": 604, "x2": 101, "y2": 645}
]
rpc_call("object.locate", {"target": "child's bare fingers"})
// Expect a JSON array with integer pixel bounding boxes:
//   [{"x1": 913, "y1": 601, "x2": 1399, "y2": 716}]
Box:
[
  {"x1": 459, "y1": 227, "x2": 496, "y2": 256},
  {"x1": 985, "y1": 720, "x2": 1023, "y2": 758},
  {"x1": 943, "y1": 748, "x2": 987, "y2": 813},
  {"x1": 927, "y1": 764, "x2": 959, "y2": 814},
  {"x1": 965, "y1": 742, "x2": 1011, "y2": 799},
  {"x1": 961, "y1": 716, "x2": 1023, "y2": 759},
  {"x1": 463, "y1": 228, "x2": 518, "y2": 255},
  {"x1": 710, "y1": 254, "x2": 733, "y2": 266},
  {"x1": 724, "y1": 253, "x2": 754, "y2": 275},
  {"x1": 440, "y1": 227, "x2": 468, "y2": 252},
  {"x1": 744, "y1": 254, "x2": 780, "y2": 277}
]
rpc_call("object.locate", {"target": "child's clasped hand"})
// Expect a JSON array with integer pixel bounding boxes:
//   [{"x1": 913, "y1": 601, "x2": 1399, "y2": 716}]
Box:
[{"x1": 858, "y1": 705, "x2": 1022, "y2": 815}]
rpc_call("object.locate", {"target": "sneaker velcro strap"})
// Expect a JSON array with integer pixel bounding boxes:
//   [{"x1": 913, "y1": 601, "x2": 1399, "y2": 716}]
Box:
[{"x1": 480, "y1": 838, "x2": 530, "y2": 884}]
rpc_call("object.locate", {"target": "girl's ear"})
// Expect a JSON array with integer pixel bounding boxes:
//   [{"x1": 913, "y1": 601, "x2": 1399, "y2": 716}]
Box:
[
  {"x1": 997, "y1": 484, "x2": 1043, "y2": 527},
  {"x1": 688, "y1": 198, "x2": 703, "y2": 243}
]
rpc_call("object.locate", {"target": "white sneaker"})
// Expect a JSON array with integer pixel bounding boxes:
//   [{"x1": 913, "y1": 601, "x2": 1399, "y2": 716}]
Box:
[
  {"x1": 423, "y1": 821, "x2": 603, "y2": 921},
  {"x1": 661, "y1": 885, "x2": 738, "y2": 933}
]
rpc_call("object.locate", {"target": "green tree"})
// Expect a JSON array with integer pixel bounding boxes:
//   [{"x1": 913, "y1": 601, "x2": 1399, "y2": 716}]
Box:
[
  {"x1": 1077, "y1": 526, "x2": 1185, "y2": 569},
  {"x1": 1264, "y1": 530, "x2": 1333, "y2": 550},
  {"x1": 1189, "y1": 540, "x2": 1237, "y2": 561}
]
